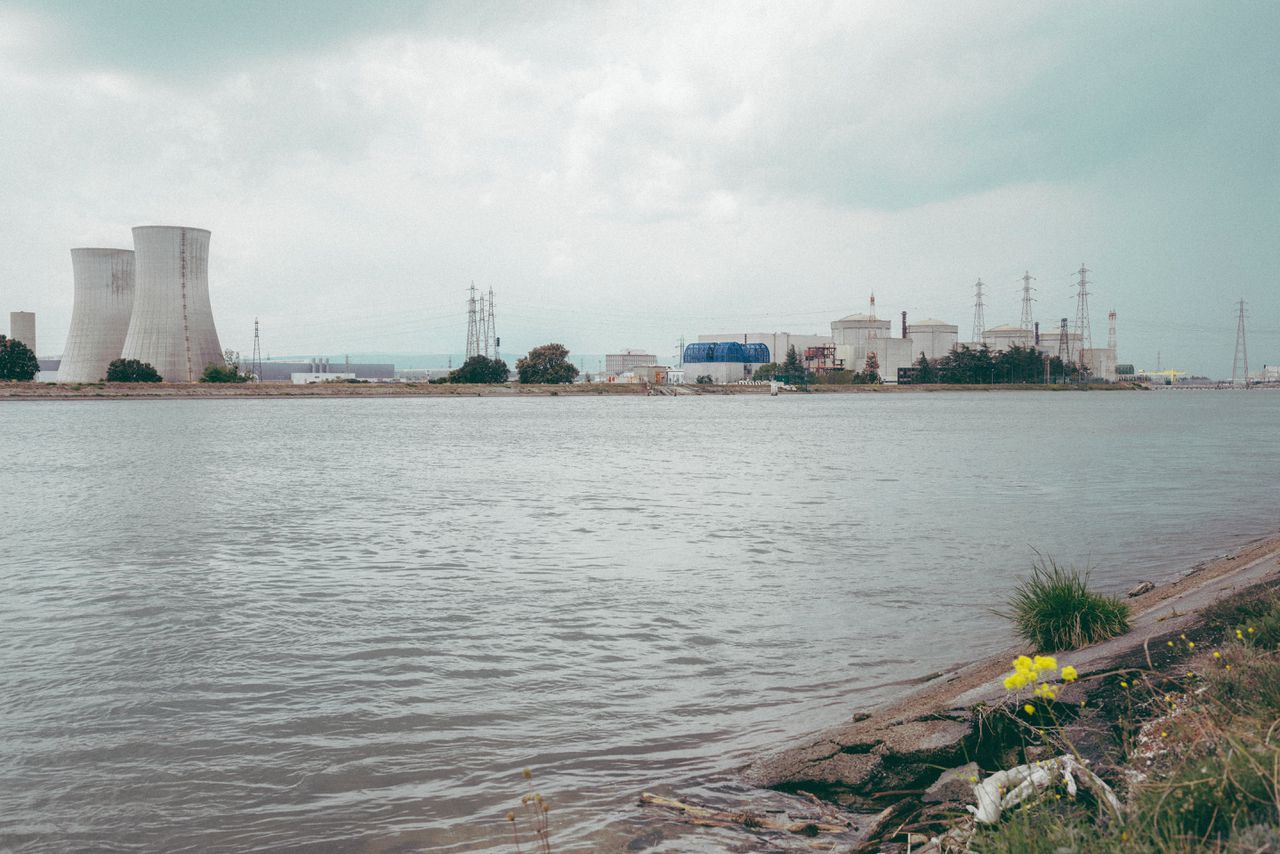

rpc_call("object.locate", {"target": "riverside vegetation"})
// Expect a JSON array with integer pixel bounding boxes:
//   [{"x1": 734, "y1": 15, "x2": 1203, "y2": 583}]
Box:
[{"x1": 627, "y1": 559, "x2": 1280, "y2": 852}]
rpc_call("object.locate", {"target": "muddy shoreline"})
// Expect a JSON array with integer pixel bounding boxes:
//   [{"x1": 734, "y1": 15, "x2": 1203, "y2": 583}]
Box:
[{"x1": 629, "y1": 533, "x2": 1280, "y2": 851}]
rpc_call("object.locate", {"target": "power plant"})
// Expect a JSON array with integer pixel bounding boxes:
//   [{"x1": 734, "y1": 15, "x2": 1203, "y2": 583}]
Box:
[
  {"x1": 57, "y1": 249, "x2": 135, "y2": 383},
  {"x1": 121, "y1": 226, "x2": 223, "y2": 382}
]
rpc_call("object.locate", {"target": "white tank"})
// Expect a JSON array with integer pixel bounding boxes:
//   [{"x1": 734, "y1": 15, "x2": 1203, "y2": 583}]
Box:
[
  {"x1": 120, "y1": 226, "x2": 222, "y2": 382},
  {"x1": 57, "y1": 249, "x2": 135, "y2": 382}
]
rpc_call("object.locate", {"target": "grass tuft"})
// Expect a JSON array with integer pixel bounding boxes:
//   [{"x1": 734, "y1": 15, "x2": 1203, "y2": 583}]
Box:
[{"x1": 1007, "y1": 559, "x2": 1130, "y2": 652}]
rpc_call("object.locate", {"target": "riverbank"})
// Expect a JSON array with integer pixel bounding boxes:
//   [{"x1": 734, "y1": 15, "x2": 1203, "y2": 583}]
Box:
[
  {"x1": 631, "y1": 533, "x2": 1280, "y2": 852},
  {"x1": 0, "y1": 381, "x2": 1144, "y2": 400}
]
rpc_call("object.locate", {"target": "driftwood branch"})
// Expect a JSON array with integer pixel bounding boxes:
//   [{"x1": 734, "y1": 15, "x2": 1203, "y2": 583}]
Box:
[{"x1": 639, "y1": 791, "x2": 851, "y2": 834}]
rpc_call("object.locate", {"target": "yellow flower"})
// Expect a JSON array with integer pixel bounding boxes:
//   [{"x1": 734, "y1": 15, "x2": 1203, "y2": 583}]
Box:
[
  {"x1": 1024, "y1": 704, "x2": 1036, "y2": 715},
  {"x1": 1213, "y1": 651, "x2": 1222, "y2": 659},
  {"x1": 1034, "y1": 683, "x2": 1057, "y2": 700},
  {"x1": 1160, "y1": 731, "x2": 1168, "y2": 737},
  {"x1": 1033, "y1": 655, "x2": 1058, "y2": 672},
  {"x1": 1167, "y1": 641, "x2": 1174, "y2": 647},
  {"x1": 1237, "y1": 629, "x2": 1245, "y2": 640},
  {"x1": 1120, "y1": 680, "x2": 1129, "y2": 688},
  {"x1": 1061, "y1": 665, "x2": 1078, "y2": 682},
  {"x1": 1249, "y1": 627, "x2": 1256, "y2": 634},
  {"x1": 1187, "y1": 642, "x2": 1195, "y2": 649}
]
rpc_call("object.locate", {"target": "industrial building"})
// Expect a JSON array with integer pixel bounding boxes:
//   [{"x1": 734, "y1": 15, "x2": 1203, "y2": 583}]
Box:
[
  {"x1": 57, "y1": 249, "x2": 135, "y2": 382},
  {"x1": 257, "y1": 359, "x2": 395, "y2": 381},
  {"x1": 681, "y1": 341, "x2": 771, "y2": 383},
  {"x1": 686, "y1": 277, "x2": 1121, "y2": 384},
  {"x1": 9, "y1": 311, "x2": 36, "y2": 356},
  {"x1": 605, "y1": 349, "x2": 657, "y2": 376},
  {"x1": 120, "y1": 226, "x2": 223, "y2": 382}
]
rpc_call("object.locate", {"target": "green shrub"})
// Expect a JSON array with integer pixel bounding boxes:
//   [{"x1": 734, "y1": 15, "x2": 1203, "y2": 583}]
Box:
[{"x1": 1007, "y1": 560, "x2": 1130, "y2": 652}]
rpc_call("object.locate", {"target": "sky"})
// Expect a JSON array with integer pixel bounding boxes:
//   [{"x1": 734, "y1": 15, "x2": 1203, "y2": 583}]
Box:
[{"x1": 1, "y1": 0, "x2": 1277, "y2": 376}]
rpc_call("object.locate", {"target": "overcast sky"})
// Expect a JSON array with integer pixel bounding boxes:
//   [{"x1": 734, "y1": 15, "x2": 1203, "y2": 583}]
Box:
[{"x1": 2, "y1": 1, "x2": 1277, "y2": 375}]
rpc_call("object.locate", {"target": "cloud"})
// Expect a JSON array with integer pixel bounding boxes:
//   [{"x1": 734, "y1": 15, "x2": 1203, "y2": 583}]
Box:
[{"x1": 1, "y1": 1, "x2": 1277, "y2": 374}]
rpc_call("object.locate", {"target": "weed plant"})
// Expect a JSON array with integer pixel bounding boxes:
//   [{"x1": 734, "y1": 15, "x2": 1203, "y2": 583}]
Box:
[
  {"x1": 973, "y1": 589, "x2": 1280, "y2": 853},
  {"x1": 1007, "y1": 559, "x2": 1130, "y2": 651}
]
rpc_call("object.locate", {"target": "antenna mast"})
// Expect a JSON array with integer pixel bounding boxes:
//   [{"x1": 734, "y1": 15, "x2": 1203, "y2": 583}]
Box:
[
  {"x1": 1233, "y1": 299, "x2": 1249, "y2": 387},
  {"x1": 972, "y1": 279, "x2": 987, "y2": 345},
  {"x1": 1072, "y1": 264, "x2": 1093, "y2": 370}
]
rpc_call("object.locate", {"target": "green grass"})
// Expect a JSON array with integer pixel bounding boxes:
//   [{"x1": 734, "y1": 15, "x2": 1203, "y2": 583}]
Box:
[{"x1": 1007, "y1": 559, "x2": 1131, "y2": 652}]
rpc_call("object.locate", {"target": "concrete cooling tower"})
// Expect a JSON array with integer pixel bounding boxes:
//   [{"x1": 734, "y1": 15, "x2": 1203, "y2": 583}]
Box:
[
  {"x1": 120, "y1": 226, "x2": 222, "y2": 382},
  {"x1": 57, "y1": 249, "x2": 135, "y2": 382}
]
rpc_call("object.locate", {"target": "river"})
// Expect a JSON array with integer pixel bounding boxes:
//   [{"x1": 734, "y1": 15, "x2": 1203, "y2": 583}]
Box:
[{"x1": 2, "y1": 391, "x2": 1277, "y2": 852}]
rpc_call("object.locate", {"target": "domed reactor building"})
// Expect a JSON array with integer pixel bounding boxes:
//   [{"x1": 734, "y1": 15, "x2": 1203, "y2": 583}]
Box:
[
  {"x1": 120, "y1": 226, "x2": 223, "y2": 382},
  {"x1": 57, "y1": 248, "x2": 135, "y2": 382}
]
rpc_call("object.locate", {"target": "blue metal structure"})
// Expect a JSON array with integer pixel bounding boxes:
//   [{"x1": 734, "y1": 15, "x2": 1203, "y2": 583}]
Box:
[{"x1": 682, "y1": 341, "x2": 771, "y2": 363}]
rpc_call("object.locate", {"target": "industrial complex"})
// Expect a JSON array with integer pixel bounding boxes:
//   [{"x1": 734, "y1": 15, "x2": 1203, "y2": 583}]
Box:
[{"x1": 608, "y1": 267, "x2": 1129, "y2": 385}]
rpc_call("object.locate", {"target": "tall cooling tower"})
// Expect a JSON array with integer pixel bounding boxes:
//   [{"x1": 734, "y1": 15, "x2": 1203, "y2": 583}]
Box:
[
  {"x1": 121, "y1": 226, "x2": 222, "y2": 382},
  {"x1": 57, "y1": 249, "x2": 135, "y2": 382}
]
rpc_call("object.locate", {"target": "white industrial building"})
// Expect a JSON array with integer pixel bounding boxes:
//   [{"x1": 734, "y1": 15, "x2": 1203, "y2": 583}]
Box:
[
  {"x1": 58, "y1": 249, "x2": 135, "y2": 382},
  {"x1": 605, "y1": 349, "x2": 657, "y2": 375}
]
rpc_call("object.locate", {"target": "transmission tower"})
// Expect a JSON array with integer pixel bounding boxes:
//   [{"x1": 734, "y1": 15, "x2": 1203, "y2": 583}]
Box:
[
  {"x1": 675, "y1": 336, "x2": 685, "y2": 367},
  {"x1": 1057, "y1": 317, "x2": 1069, "y2": 362},
  {"x1": 1020, "y1": 271, "x2": 1036, "y2": 331},
  {"x1": 486, "y1": 286, "x2": 497, "y2": 361},
  {"x1": 1072, "y1": 264, "x2": 1093, "y2": 370},
  {"x1": 1233, "y1": 299, "x2": 1249, "y2": 387},
  {"x1": 972, "y1": 279, "x2": 987, "y2": 344},
  {"x1": 251, "y1": 317, "x2": 262, "y2": 381},
  {"x1": 465, "y1": 283, "x2": 481, "y2": 359}
]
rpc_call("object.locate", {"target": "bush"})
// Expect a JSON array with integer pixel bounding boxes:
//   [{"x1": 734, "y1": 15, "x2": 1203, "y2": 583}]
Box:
[
  {"x1": 0, "y1": 335, "x2": 40, "y2": 380},
  {"x1": 105, "y1": 358, "x2": 162, "y2": 382},
  {"x1": 1007, "y1": 559, "x2": 1130, "y2": 651},
  {"x1": 200, "y1": 363, "x2": 251, "y2": 383}
]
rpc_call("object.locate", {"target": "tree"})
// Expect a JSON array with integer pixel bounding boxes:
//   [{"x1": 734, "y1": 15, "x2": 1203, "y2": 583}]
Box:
[
  {"x1": 861, "y1": 351, "x2": 881, "y2": 384},
  {"x1": 517, "y1": 343, "x2": 579, "y2": 384},
  {"x1": 695, "y1": 374, "x2": 713, "y2": 384},
  {"x1": 752, "y1": 362, "x2": 781, "y2": 381},
  {"x1": 913, "y1": 352, "x2": 936, "y2": 383},
  {"x1": 448, "y1": 354, "x2": 510, "y2": 383},
  {"x1": 105, "y1": 358, "x2": 162, "y2": 382},
  {"x1": 779, "y1": 345, "x2": 808, "y2": 385},
  {"x1": 0, "y1": 335, "x2": 40, "y2": 381}
]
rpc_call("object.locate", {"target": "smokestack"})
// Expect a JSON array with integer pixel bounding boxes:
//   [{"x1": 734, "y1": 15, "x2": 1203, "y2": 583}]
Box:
[
  {"x1": 902, "y1": 311, "x2": 908, "y2": 339},
  {"x1": 1034, "y1": 321, "x2": 1040, "y2": 346}
]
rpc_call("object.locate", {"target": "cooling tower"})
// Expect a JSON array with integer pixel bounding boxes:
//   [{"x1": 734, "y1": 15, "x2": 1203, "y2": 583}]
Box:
[
  {"x1": 9, "y1": 311, "x2": 36, "y2": 355},
  {"x1": 120, "y1": 226, "x2": 222, "y2": 382},
  {"x1": 57, "y1": 249, "x2": 135, "y2": 382}
]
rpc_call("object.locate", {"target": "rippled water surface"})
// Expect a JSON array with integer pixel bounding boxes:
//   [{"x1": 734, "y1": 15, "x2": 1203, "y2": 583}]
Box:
[{"x1": 3, "y1": 392, "x2": 1279, "y2": 852}]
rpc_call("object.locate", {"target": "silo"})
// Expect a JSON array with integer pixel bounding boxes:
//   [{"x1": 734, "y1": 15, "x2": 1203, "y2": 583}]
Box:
[
  {"x1": 121, "y1": 226, "x2": 222, "y2": 382},
  {"x1": 9, "y1": 311, "x2": 36, "y2": 355},
  {"x1": 57, "y1": 249, "x2": 135, "y2": 382}
]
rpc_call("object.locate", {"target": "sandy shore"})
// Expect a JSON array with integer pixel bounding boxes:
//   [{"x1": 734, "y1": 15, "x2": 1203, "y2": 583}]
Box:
[{"x1": 0, "y1": 381, "x2": 1140, "y2": 401}]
